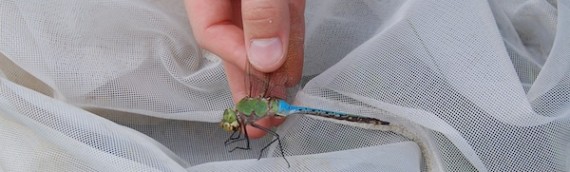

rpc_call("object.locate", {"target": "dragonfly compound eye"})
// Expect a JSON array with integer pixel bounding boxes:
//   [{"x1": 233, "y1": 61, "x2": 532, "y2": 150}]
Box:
[
  {"x1": 222, "y1": 123, "x2": 232, "y2": 132},
  {"x1": 230, "y1": 121, "x2": 240, "y2": 131}
]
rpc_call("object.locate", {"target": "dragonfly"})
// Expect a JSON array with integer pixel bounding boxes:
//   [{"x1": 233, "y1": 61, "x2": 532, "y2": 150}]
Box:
[{"x1": 221, "y1": 56, "x2": 390, "y2": 167}]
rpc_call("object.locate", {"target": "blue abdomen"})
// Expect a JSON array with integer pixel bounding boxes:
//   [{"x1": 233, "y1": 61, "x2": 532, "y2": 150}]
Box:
[{"x1": 275, "y1": 99, "x2": 389, "y2": 125}]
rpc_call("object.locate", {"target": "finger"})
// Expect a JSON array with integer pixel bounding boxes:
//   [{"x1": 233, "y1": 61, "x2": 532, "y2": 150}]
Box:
[
  {"x1": 271, "y1": 116, "x2": 286, "y2": 126},
  {"x1": 242, "y1": 0, "x2": 290, "y2": 73},
  {"x1": 282, "y1": 0, "x2": 305, "y2": 87},
  {"x1": 185, "y1": 0, "x2": 248, "y2": 72},
  {"x1": 223, "y1": 62, "x2": 248, "y2": 103},
  {"x1": 247, "y1": 115, "x2": 285, "y2": 139},
  {"x1": 248, "y1": 1, "x2": 305, "y2": 138},
  {"x1": 265, "y1": 0, "x2": 305, "y2": 98},
  {"x1": 245, "y1": 116, "x2": 273, "y2": 139}
]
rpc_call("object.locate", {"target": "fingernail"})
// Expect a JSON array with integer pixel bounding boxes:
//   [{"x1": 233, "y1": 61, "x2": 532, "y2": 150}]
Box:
[{"x1": 248, "y1": 37, "x2": 283, "y2": 71}]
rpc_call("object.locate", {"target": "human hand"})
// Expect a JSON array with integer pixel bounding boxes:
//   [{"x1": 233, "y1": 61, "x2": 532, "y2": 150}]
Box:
[{"x1": 184, "y1": 0, "x2": 305, "y2": 138}]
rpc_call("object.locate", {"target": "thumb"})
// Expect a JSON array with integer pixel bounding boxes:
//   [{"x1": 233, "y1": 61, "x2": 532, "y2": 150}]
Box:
[{"x1": 242, "y1": 0, "x2": 290, "y2": 73}]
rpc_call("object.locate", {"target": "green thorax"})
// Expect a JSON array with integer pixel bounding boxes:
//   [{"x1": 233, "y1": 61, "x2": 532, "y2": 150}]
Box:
[{"x1": 235, "y1": 97, "x2": 279, "y2": 117}]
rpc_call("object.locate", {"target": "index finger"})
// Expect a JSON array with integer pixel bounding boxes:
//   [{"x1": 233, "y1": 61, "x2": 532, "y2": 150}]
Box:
[{"x1": 184, "y1": 0, "x2": 248, "y2": 72}]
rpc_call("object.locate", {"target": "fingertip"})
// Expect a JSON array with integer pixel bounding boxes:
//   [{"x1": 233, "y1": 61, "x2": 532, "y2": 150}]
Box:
[
  {"x1": 242, "y1": 0, "x2": 290, "y2": 73},
  {"x1": 232, "y1": 89, "x2": 248, "y2": 104},
  {"x1": 271, "y1": 116, "x2": 286, "y2": 126},
  {"x1": 223, "y1": 62, "x2": 248, "y2": 103},
  {"x1": 245, "y1": 117, "x2": 273, "y2": 139}
]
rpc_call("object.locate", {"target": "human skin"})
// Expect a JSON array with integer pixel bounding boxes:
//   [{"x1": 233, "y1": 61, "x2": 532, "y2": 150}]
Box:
[{"x1": 184, "y1": 0, "x2": 305, "y2": 138}]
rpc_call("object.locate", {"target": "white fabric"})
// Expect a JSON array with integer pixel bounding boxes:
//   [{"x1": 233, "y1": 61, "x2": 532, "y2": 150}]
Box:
[{"x1": 0, "y1": 0, "x2": 567, "y2": 171}]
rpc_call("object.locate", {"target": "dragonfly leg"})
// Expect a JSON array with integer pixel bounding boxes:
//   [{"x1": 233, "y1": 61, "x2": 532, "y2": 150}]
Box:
[
  {"x1": 250, "y1": 123, "x2": 290, "y2": 168},
  {"x1": 225, "y1": 131, "x2": 250, "y2": 147},
  {"x1": 228, "y1": 123, "x2": 251, "y2": 152},
  {"x1": 225, "y1": 137, "x2": 247, "y2": 146},
  {"x1": 224, "y1": 130, "x2": 240, "y2": 145}
]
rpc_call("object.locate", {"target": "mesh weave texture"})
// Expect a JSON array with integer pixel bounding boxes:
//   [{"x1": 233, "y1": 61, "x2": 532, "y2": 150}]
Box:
[{"x1": 0, "y1": 0, "x2": 568, "y2": 171}]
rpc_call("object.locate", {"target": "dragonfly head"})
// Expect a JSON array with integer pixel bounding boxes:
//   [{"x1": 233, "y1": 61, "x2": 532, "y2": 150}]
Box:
[{"x1": 221, "y1": 109, "x2": 240, "y2": 132}]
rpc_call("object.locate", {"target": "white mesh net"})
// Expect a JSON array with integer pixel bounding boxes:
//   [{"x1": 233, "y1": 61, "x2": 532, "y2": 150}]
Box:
[{"x1": 0, "y1": 0, "x2": 568, "y2": 171}]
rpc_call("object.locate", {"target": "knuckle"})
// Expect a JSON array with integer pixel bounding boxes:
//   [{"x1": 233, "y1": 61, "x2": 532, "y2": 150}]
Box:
[{"x1": 242, "y1": 1, "x2": 281, "y2": 23}]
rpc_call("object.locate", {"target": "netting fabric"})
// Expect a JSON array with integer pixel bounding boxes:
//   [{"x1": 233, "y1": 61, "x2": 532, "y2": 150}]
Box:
[{"x1": 1, "y1": 0, "x2": 568, "y2": 171}]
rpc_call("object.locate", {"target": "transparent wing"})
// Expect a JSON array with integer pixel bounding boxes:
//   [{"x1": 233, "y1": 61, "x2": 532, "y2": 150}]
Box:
[
  {"x1": 244, "y1": 56, "x2": 269, "y2": 98},
  {"x1": 244, "y1": 56, "x2": 288, "y2": 99}
]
